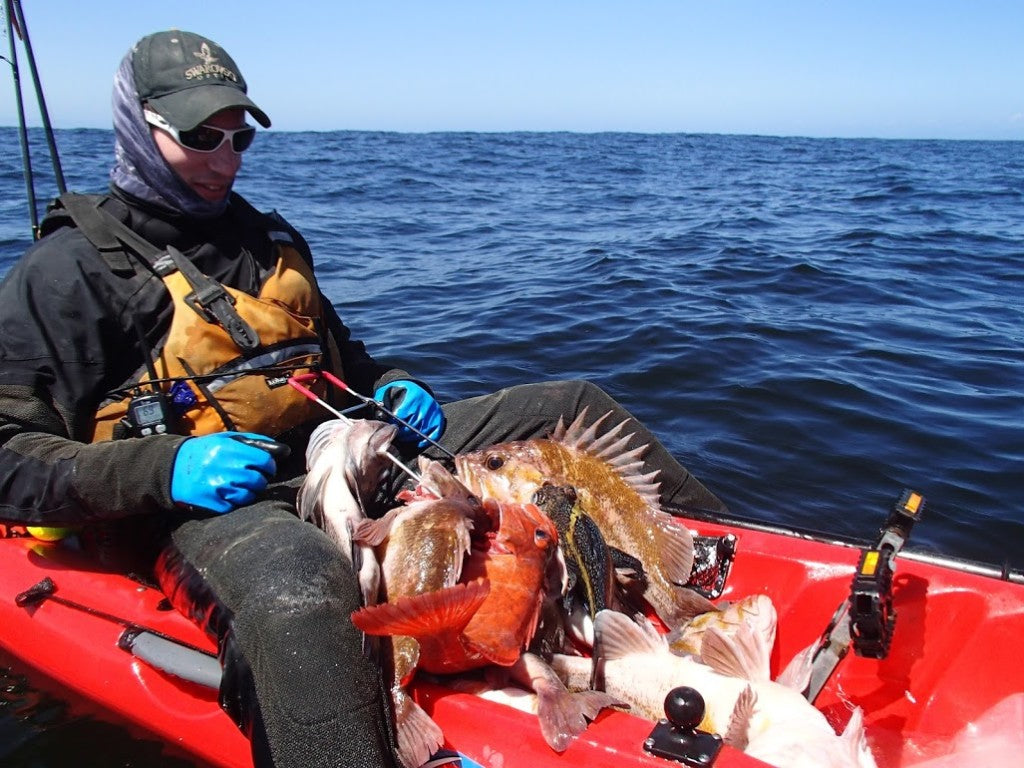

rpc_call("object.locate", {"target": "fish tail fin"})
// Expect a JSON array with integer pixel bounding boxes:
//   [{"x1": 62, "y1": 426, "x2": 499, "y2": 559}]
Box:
[
  {"x1": 351, "y1": 578, "x2": 490, "y2": 638},
  {"x1": 664, "y1": 586, "x2": 717, "y2": 627},
  {"x1": 393, "y1": 688, "x2": 444, "y2": 768},
  {"x1": 513, "y1": 652, "x2": 627, "y2": 753},
  {"x1": 538, "y1": 686, "x2": 626, "y2": 753}
]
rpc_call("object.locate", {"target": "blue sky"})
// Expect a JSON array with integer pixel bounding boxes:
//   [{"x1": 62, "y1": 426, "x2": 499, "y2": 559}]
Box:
[{"x1": 2, "y1": 1, "x2": 1022, "y2": 140}]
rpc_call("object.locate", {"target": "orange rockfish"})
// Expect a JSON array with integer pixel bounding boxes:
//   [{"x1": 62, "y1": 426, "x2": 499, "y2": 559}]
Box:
[
  {"x1": 455, "y1": 408, "x2": 707, "y2": 629},
  {"x1": 350, "y1": 459, "x2": 482, "y2": 768},
  {"x1": 353, "y1": 496, "x2": 558, "y2": 672},
  {"x1": 352, "y1": 478, "x2": 556, "y2": 767}
]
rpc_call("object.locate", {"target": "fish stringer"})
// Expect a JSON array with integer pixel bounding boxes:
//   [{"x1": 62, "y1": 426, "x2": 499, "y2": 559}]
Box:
[{"x1": 288, "y1": 371, "x2": 455, "y2": 485}]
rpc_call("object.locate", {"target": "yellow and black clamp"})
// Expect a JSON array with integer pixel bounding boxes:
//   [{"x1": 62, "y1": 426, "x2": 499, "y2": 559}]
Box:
[
  {"x1": 804, "y1": 488, "x2": 925, "y2": 701},
  {"x1": 849, "y1": 489, "x2": 924, "y2": 659},
  {"x1": 849, "y1": 548, "x2": 897, "y2": 659}
]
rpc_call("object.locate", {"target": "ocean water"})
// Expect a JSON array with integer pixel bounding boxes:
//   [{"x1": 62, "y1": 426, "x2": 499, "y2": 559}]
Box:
[{"x1": 1, "y1": 128, "x2": 1022, "y2": 765}]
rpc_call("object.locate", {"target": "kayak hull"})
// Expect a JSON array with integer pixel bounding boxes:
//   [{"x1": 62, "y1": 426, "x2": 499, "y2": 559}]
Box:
[{"x1": 3, "y1": 510, "x2": 1023, "y2": 768}]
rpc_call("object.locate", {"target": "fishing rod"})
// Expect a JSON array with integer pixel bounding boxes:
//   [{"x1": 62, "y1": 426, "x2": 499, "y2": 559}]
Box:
[{"x1": 2, "y1": 0, "x2": 65, "y2": 239}]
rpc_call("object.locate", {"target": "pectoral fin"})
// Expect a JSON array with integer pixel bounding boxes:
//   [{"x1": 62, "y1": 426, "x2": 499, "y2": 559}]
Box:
[
  {"x1": 700, "y1": 624, "x2": 771, "y2": 682},
  {"x1": 723, "y1": 684, "x2": 756, "y2": 750},
  {"x1": 351, "y1": 578, "x2": 490, "y2": 638},
  {"x1": 775, "y1": 641, "x2": 817, "y2": 691}
]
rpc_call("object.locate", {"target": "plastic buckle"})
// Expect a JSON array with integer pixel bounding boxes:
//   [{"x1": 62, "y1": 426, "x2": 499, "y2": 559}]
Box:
[
  {"x1": 183, "y1": 289, "x2": 228, "y2": 324},
  {"x1": 184, "y1": 289, "x2": 260, "y2": 353}
]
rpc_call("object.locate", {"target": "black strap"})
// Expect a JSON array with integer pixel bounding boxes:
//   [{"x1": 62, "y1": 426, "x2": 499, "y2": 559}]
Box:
[
  {"x1": 178, "y1": 357, "x2": 237, "y2": 432},
  {"x1": 57, "y1": 193, "x2": 173, "y2": 275},
  {"x1": 165, "y1": 246, "x2": 260, "y2": 353},
  {"x1": 56, "y1": 193, "x2": 260, "y2": 353}
]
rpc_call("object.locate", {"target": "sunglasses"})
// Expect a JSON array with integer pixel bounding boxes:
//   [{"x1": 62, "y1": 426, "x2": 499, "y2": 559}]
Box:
[{"x1": 143, "y1": 110, "x2": 256, "y2": 154}]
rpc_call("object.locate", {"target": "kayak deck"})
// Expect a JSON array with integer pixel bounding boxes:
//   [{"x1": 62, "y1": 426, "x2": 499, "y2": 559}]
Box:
[{"x1": 3, "y1": 511, "x2": 1024, "y2": 768}]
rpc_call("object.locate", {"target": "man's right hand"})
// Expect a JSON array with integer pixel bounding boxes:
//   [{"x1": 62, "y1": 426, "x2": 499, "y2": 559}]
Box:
[{"x1": 170, "y1": 432, "x2": 278, "y2": 514}]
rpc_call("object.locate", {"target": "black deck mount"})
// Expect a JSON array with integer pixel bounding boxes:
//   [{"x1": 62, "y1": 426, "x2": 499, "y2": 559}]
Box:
[{"x1": 642, "y1": 686, "x2": 723, "y2": 766}]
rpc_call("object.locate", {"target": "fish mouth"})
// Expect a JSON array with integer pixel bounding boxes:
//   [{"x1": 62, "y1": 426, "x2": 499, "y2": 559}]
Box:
[
  {"x1": 349, "y1": 421, "x2": 400, "y2": 515},
  {"x1": 478, "y1": 499, "x2": 554, "y2": 556},
  {"x1": 367, "y1": 421, "x2": 399, "y2": 456},
  {"x1": 477, "y1": 499, "x2": 510, "y2": 554}
]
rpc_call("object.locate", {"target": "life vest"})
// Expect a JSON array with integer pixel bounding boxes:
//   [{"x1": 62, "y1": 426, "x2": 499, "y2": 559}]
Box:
[{"x1": 48, "y1": 194, "x2": 340, "y2": 441}]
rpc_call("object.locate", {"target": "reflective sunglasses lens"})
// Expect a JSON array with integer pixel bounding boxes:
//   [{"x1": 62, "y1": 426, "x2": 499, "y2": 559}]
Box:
[
  {"x1": 231, "y1": 127, "x2": 256, "y2": 153},
  {"x1": 176, "y1": 125, "x2": 256, "y2": 153},
  {"x1": 179, "y1": 125, "x2": 228, "y2": 152}
]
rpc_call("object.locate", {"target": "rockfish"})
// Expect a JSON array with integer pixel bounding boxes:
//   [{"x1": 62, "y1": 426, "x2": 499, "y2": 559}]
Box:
[
  {"x1": 350, "y1": 459, "x2": 483, "y2": 768},
  {"x1": 531, "y1": 483, "x2": 617, "y2": 619},
  {"x1": 455, "y1": 408, "x2": 706, "y2": 629},
  {"x1": 352, "y1": 468, "x2": 561, "y2": 767},
  {"x1": 552, "y1": 611, "x2": 877, "y2": 768},
  {"x1": 296, "y1": 418, "x2": 397, "y2": 605},
  {"x1": 353, "y1": 496, "x2": 558, "y2": 672},
  {"x1": 529, "y1": 483, "x2": 647, "y2": 652}
]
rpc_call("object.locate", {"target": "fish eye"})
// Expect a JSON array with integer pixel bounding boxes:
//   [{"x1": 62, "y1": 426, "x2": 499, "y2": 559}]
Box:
[{"x1": 485, "y1": 455, "x2": 504, "y2": 470}]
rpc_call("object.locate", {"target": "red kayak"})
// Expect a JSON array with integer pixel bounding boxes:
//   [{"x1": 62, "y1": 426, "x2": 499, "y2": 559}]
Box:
[{"x1": 3, "y1": 493, "x2": 1023, "y2": 768}]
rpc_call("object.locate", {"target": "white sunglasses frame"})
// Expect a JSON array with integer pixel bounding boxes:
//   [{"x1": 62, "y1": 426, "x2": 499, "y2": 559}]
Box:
[{"x1": 143, "y1": 110, "x2": 256, "y2": 154}]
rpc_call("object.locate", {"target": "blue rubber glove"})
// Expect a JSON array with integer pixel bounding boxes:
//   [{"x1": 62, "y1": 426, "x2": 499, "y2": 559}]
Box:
[
  {"x1": 373, "y1": 380, "x2": 446, "y2": 447},
  {"x1": 170, "y1": 432, "x2": 278, "y2": 514}
]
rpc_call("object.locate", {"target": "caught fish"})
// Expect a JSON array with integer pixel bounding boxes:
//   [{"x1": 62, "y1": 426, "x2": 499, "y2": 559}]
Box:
[
  {"x1": 354, "y1": 497, "x2": 558, "y2": 672},
  {"x1": 529, "y1": 483, "x2": 647, "y2": 651},
  {"x1": 296, "y1": 418, "x2": 397, "y2": 605},
  {"x1": 552, "y1": 611, "x2": 877, "y2": 768},
  {"x1": 353, "y1": 495, "x2": 559, "y2": 766},
  {"x1": 531, "y1": 484, "x2": 616, "y2": 619},
  {"x1": 455, "y1": 408, "x2": 709, "y2": 628},
  {"x1": 366, "y1": 488, "x2": 619, "y2": 759},
  {"x1": 668, "y1": 593, "x2": 778, "y2": 662},
  {"x1": 350, "y1": 459, "x2": 483, "y2": 768}
]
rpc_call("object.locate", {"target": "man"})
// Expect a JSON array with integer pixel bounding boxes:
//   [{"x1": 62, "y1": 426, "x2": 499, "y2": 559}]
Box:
[
  {"x1": 0, "y1": 29, "x2": 727, "y2": 768},
  {"x1": 0, "y1": 28, "x2": 419, "y2": 768}
]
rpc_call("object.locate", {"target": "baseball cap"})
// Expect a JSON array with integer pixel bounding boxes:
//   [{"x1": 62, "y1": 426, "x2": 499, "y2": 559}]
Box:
[{"x1": 131, "y1": 30, "x2": 271, "y2": 130}]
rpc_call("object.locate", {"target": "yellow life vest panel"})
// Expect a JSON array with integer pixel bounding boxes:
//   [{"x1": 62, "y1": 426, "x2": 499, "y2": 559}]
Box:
[{"x1": 90, "y1": 235, "x2": 340, "y2": 441}]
